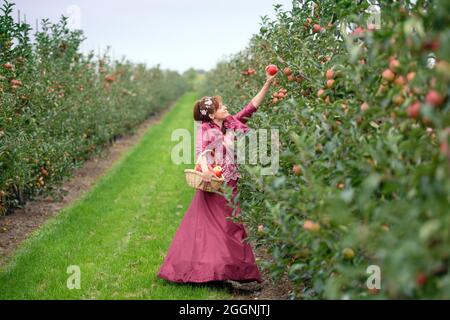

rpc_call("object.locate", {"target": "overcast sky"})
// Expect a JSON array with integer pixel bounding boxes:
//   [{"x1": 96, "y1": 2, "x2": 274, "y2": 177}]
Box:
[{"x1": 10, "y1": 0, "x2": 293, "y2": 73}]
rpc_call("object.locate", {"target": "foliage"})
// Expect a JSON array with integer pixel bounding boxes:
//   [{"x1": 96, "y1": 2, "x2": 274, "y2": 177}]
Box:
[
  {"x1": 200, "y1": 0, "x2": 450, "y2": 299},
  {"x1": 0, "y1": 1, "x2": 189, "y2": 214}
]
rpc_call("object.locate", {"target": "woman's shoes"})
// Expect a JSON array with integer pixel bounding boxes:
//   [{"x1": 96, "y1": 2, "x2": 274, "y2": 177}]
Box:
[{"x1": 224, "y1": 279, "x2": 263, "y2": 292}]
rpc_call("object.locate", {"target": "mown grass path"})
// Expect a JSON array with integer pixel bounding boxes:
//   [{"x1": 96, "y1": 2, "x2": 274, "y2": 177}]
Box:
[{"x1": 0, "y1": 92, "x2": 232, "y2": 299}]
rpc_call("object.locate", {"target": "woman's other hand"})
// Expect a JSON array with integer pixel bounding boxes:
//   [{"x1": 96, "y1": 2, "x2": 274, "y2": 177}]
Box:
[{"x1": 201, "y1": 171, "x2": 215, "y2": 182}]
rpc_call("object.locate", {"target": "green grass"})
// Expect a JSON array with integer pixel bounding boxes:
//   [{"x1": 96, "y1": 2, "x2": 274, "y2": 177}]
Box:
[{"x1": 0, "y1": 92, "x2": 232, "y2": 299}]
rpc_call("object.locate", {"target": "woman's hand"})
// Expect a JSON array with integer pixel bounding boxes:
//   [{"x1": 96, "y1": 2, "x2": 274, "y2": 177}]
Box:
[
  {"x1": 264, "y1": 66, "x2": 278, "y2": 85},
  {"x1": 201, "y1": 171, "x2": 216, "y2": 182},
  {"x1": 251, "y1": 66, "x2": 278, "y2": 108}
]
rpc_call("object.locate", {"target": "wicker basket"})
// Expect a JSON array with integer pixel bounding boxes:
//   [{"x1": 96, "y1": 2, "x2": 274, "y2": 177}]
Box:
[{"x1": 184, "y1": 149, "x2": 225, "y2": 195}]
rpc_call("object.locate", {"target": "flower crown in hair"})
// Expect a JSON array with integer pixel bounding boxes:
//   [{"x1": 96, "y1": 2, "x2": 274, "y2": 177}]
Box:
[{"x1": 200, "y1": 96, "x2": 213, "y2": 116}]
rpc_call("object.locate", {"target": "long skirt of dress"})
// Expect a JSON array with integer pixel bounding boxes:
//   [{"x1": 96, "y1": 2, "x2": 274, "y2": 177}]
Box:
[{"x1": 157, "y1": 178, "x2": 262, "y2": 283}]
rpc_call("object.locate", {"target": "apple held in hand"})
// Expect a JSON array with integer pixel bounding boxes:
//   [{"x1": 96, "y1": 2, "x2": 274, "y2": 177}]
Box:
[
  {"x1": 212, "y1": 165, "x2": 223, "y2": 177},
  {"x1": 266, "y1": 64, "x2": 278, "y2": 76}
]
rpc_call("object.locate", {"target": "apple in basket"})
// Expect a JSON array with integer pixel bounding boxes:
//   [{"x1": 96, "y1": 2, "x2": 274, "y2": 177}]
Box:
[
  {"x1": 212, "y1": 166, "x2": 223, "y2": 177},
  {"x1": 195, "y1": 164, "x2": 202, "y2": 172}
]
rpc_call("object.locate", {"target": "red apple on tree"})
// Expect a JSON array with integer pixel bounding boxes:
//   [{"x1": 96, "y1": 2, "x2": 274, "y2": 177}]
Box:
[
  {"x1": 406, "y1": 71, "x2": 416, "y2": 82},
  {"x1": 326, "y1": 68, "x2": 334, "y2": 79},
  {"x1": 283, "y1": 67, "x2": 292, "y2": 76},
  {"x1": 317, "y1": 88, "x2": 325, "y2": 98},
  {"x1": 416, "y1": 272, "x2": 427, "y2": 287},
  {"x1": 2, "y1": 62, "x2": 14, "y2": 70},
  {"x1": 304, "y1": 17, "x2": 312, "y2": 27},
  {"x1": 313, "y1": 24, "x2": 321, "y2": 33},
  {"x1": 394, "y1": 76, "x2": 406, "y2": 86},
  {"x1": 407, "y1": 101, "x2": 421, "y2": 119},
  {"x1": 292, "y1": 164, "x2": 302, "y2": 176},
  {"x1": 389, "y1": 59, "x2": 400, "y2": 70},
  {"x1": 360, "y1": 102, "x2": 369, "y2": 112},
  {"x1": 303, "y1": 220, "x2": 320, "y2": 232},
  {"x1": 382, "y1": 69, "x2": 395, "y2": 82},
  {"x1": 10, "y1": 79, "x2": 22, "y2": 87},
  {"x1": 326, "y1": 79, "x2": 335, "y2": 88},
  {"x1": 425, "y1": 90, "x2": 444, "y2": 107}
]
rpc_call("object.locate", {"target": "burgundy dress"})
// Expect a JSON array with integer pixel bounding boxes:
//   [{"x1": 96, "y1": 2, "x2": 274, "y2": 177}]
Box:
[{"x1": 157, "y1": 101, "x2": 263, "y2": 283}]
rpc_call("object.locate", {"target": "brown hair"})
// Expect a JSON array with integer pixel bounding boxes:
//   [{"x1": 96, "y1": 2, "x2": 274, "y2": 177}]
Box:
[{"x1": 193, "y1": 95, "x2": 222, "y2": 122}]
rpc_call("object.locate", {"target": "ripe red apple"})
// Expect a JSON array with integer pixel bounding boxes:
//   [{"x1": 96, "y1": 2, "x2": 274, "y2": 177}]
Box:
[
  {"x1": 287, "y1": 75, "x2": 295, "y2": 82},
  {"x1": 312, "y1": 24, "x2": 321, "y2": 33},
  {"x1": 406, "y1": 71, "x2": 416, "y2": 82},
  {"x1": 292, "y1": 164, "x2": 302, "y2": 176},
  {"x1": 105, "y1": 74, "x2": 116, "y2": 82},
  {"x1": 425, "y1": 90, "x2": 444, "y2": 107},
  {"x1": 2, "y1": 62, "x2": 13, "y2": 70},
  {"x1": 360, "y1": 102, "x2": 369, "y2": 112},
  {"x1": 317, "y1": 88, "x2": 325, "y2": 98},
  {"x1": 326, "y1": 69, "x2": 334, "y2": 79},
  {"x1": 382, "y1": 69, "x2": 395, "y2": 82},
  {"x1": 326, "y1": 79, "x2": 335, "y2": 88},
  {"x1": 407, "y1": 101, "x2": 421, "y2": 119},
  {"x1": 283, "y1": 67, "x2": 292, "y2": 76},
  {"x1": 394, "y1": 76, "x2": 406, "y2": 86},
  {"x1": 266, "y1": 64, "x2": 278, "y2": 76},
  {"x1": 389, "y1": 59, "x2": 400, "y2": 70},
  {"x1": 304, "y1": 17, "x2": 312, "y2": 27},
  {"x1": 416, "y1": 272, "x2": 427, "y2": 287},
  {"x1": 10, "y1": 79, "x2": 22, "y2": 87},
  {"x1": 195, "y1": 164, "x2": 202, "y2": 172},
  {"x1": 303, "y1": 220, "x2": 320, "y2": 232},
  {"x1": 422, "y1": 39, "x2": 440, "y2": 52},
  {"x1": 212, "y1": 165, "x2": 222, "y2": 177}
]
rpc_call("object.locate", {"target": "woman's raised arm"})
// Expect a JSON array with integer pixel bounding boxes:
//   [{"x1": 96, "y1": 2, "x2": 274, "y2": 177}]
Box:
[{"x1": 234, "y1": 70, "x2": 277, "y2": 123}]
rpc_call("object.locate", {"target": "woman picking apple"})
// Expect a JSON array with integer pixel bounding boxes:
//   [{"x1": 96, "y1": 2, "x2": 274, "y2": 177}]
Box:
[{"x1": 157, "y1": 65, "x2": 277, "y2": 290}]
